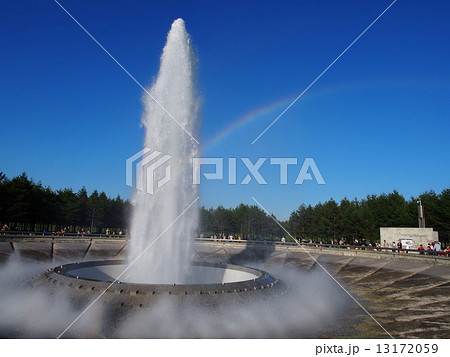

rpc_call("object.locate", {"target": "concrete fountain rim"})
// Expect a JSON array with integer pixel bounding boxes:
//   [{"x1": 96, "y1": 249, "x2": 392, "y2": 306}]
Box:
[{"x1": 44, "y1": 260, "x2": 282, "y2": 295}]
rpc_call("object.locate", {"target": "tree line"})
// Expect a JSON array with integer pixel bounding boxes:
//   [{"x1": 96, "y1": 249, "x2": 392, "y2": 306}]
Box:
[
  {"x1": 199, "y1": 204, "x2": 283, "y2": 240},
  {"x1": 198, "y1": 188, "x2": 449, "y2": 244},
  {"x1": 1, "y1": 171, "x2": 448, "y2": 243},
  {"x1": 285, "y1": 189, "x2": 450, "y2": 244},
  {"x1": 0, "y1": 172, "x2": 130, "y2": 233}
]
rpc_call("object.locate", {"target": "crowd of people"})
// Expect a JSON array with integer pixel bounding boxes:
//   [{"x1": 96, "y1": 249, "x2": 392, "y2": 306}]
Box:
[
  {"x1": 199, "y1": 233, "x2": 243, "y2": 241},
  {"x1": 416, "y1": 241, "x2": 450, "y2": 256},
  {"x1": 380, "y1": 239, "x2": 449, "y2": 256},
  {"x1": 0, "y1": 224, "x2": 125, "y2": 237},
  {"x1": 197, "y1": 234, "x2": 450, "y2": 257}
]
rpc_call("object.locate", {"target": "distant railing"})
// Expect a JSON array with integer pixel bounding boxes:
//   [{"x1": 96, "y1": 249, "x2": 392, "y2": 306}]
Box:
[
  {"x1": 1, "y1": 231, "x2": 448, "y2": 258},
  {"x1": 194, "y1": 237, "x2": 450, "y2": 257},
  {"x1": 0, "y1": 230, "x2": 127, "y2": 239}
]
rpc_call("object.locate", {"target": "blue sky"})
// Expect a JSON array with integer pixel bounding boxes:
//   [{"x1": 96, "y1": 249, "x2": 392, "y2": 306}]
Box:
[{"x1": 0, "y1": 0, "x2": 449, "y2": 220}]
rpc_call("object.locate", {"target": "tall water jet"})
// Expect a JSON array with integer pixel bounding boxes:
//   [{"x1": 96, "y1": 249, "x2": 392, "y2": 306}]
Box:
[{"x1": 126, "y1": 18, "x2": 200, "y2": 284}]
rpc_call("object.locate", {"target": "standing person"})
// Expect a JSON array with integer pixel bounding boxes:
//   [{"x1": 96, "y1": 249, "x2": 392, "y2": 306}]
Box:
[
  {"x1": 397, "y1": 240, "x2": 403, "y2": 253},
  {"x1": 383, "y1": 240, "x2": 389, "y2": 252},
  {"x1": 434, "y1": 241, "x2": 441, "y2": 253},
  {"x1": 361, "y1": 238, "x2": 366, "y2": 250},
  {"x1": 404, "y1": 240, "x2": 411, "y2": 253},
  {"x1": 418, "y1": 244, "x2": 425, "y2": 255}
]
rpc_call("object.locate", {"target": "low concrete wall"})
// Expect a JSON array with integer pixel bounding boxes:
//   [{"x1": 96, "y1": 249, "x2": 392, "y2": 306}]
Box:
[
  {"x1": 1, "y1": 236, "x2": 449, "y2": 266},
  {"x1": 195, "y1": 241, "x2": 450, "y2": 266}
]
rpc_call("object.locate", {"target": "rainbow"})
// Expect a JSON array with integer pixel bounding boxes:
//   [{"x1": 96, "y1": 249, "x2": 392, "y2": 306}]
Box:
[
  {"x1": 203, "y1": 95, "x2": 295, "y2": 150},
  {"x1": 202, "y1": 77, "x2": 443, "y2": 150}
]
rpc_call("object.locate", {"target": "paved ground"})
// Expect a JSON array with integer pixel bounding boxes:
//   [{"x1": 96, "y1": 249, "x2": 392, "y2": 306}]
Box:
[
  {"x1": 1, "y1": 238, "x2": 449, "y2": 338},
  {"x1": 193, "y1": 242, "x2": 450, "y2": 338}
]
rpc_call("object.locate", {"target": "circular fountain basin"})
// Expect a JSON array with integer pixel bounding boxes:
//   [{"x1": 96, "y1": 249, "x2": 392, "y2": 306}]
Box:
[
  {"x1": 31, "y1": 260, "x2": 285, "y2": 309},
  {"x1": 64, "y1": 260, "x2": 262, "y2": 285}
]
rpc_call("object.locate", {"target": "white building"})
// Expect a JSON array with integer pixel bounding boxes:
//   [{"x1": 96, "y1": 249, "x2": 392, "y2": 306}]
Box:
[{"x1": 380, "y1": 227, "x2": 439, "y2": 249}]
